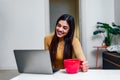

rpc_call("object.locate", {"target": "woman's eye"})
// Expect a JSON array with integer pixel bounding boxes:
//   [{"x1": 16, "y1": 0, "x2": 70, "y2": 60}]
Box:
[
  {"x1": 57, "y1": 24, "x2": 61, "y2": 27},
  {"x1": 63, "y1": 26, "x2": 68, "y2": 30}
]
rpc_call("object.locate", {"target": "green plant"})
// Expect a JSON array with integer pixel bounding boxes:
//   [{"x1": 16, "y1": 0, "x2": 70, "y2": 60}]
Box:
[{"x1": 93, "y1": 22, "x2": 120, "y2": 46}]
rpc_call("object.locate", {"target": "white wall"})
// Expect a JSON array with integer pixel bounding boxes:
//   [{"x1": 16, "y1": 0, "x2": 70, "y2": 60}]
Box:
[
  {"x1": 0, "y1": 0, "x2": 48, "y2": 69},
  {"x1": 115, "y1": 0, "x2": 120, "y2": 24},
  {"x1": 81, "y1": 0, "x2": 114, "y2": 68}
]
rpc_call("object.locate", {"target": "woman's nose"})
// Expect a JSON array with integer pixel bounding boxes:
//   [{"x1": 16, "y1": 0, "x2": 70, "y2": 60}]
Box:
[{"x1": 58, "y1": 27, "x2": 63, "y2": 31}]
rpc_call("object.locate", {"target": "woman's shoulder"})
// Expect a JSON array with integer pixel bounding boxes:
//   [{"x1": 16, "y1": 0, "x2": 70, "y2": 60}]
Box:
[
  {"x1": 72, "y1": 37, "x2": 80, "y2": 44},
  {"x1": 44, "y1": 34, "x2": 54, "y2": 40},
  {"x1": 73, "y1": 37, "x2": 79, "y2": 41}
]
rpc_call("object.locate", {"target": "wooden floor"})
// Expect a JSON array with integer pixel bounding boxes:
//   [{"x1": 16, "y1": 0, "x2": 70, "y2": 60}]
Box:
[{"x1": 0, "y1": 70, "x2": 19, "y2": 80}]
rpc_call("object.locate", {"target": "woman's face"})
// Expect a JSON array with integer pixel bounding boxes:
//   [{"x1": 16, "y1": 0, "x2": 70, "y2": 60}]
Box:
[{"x1": 56, "y1": 20, "x2": 70, "y2": 38}]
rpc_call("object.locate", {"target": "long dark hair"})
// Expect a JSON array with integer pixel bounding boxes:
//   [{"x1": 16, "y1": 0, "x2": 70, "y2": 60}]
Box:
[{"x1": 49, "y1": 14, "x2": 75, "y2": 64}]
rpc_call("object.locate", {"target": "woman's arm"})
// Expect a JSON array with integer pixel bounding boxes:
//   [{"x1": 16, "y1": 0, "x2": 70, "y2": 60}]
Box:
[
  {"x1": 44, "y1": 34, "x2": 54, "y2": 50},
  {"x1": 72, "y1": 38, "x2": 89, "y2": 72},
  {"x1": 72, "y1": 38, "x2": 86, "y2": 60},
  {"x1": 44, "y1": 36, "x2": 49, "y2": 50}
]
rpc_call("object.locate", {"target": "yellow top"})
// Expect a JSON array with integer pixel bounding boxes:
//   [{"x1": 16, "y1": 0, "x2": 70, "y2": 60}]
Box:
[{"x1": 44, "y1": 34, "x2": 86, "y2": 69}]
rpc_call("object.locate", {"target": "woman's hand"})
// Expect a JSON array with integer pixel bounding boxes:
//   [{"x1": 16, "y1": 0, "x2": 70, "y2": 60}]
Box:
[{"x1": 81, "y1": 61, "x2": 89, "y2": 72}]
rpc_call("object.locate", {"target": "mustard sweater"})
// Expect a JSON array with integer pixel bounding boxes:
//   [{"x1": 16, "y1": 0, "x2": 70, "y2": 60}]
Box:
[{"x1": 44, "y1": 34, "x2": 86, "y2": 69}]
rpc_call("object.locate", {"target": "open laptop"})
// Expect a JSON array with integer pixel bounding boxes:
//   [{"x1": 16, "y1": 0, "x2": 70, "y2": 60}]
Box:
[{"x1": 14, "y1": 49, "x2": 59, "y2": 74}]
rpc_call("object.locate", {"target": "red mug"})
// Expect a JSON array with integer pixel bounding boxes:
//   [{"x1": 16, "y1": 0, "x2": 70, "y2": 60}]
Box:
[{"x1": 64, "y1": 59, "x2": 83, "y2": 74}]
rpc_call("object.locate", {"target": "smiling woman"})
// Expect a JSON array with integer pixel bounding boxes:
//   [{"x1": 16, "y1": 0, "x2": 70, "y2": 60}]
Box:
[
  {"x1": 44, "y1": 14, "x2": 89, "y2": 72},
  {"x1": 56, "y1": 20, "x2": 70, "y2": 38}
]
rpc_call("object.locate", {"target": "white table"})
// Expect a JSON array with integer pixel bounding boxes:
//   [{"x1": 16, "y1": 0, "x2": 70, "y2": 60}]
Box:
[{"x1": 10, "y1": 69, "x2": 120, "y2": 80}]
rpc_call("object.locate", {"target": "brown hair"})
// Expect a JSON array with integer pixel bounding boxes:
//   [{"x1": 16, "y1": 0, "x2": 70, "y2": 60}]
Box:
[{"x1": 49, "y1": 14, "x2": 75, "y2": 64}]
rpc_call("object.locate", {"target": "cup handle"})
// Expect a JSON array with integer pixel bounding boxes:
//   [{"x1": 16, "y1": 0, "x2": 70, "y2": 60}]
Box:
[{"x1": 79, "y1": 60, "x2": 83, "y2": 70}]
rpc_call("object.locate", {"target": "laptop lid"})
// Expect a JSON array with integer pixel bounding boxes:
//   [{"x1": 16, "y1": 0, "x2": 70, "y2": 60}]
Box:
[{"x1": 14, "y1": 50, "x2": 54, "y2": 74}]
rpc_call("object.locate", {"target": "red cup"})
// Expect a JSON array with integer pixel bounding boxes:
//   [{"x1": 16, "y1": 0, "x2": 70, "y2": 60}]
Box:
[{"x1": 64, "y1": 59, "x2": 83, "y2": 74}]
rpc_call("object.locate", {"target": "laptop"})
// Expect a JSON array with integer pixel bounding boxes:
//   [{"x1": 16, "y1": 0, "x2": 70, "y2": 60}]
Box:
[{"x1": 14, "y1": 49, "x2": 59, "y2": 74}]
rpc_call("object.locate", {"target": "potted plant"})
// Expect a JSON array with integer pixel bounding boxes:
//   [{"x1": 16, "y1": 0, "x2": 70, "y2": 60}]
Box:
[{"x1": 93, "y1": 22, "x2": 120, "y2": 46}]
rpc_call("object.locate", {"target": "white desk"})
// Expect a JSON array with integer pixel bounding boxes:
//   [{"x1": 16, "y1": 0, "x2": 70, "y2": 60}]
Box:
[{"x1": 10, "y1": 69, "x2": 120, "y2": 80}]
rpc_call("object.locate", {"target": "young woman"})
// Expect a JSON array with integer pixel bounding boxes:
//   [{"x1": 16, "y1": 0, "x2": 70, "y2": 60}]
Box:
[{"x1": 44, "y1": 14, "x2": 89, "y2": 72}]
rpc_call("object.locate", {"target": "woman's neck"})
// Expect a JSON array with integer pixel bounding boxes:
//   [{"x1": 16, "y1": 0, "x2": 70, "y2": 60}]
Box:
[{"x1": 59, "y1": 37, "x2": 64, "y2": 42}]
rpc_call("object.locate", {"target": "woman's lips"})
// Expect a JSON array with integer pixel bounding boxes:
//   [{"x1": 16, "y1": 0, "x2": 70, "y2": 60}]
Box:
[{"x1": 57, "y1": 31, "x2": 63, "y2": 35}]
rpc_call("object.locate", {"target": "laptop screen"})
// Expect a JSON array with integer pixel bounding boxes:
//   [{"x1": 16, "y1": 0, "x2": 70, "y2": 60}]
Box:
[{"x1": 14, "y1": 49, "x2": 54, "y2": 74}]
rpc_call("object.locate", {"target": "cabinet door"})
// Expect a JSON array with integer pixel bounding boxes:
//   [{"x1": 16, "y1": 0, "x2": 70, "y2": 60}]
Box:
[{"x1": 103, "y1": 51, "x2": 120, "y2": 69}]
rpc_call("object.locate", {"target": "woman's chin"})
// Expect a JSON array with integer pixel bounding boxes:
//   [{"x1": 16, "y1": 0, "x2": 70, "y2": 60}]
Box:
[{"x1": 57, "y1": 34, "x2": 64, "y2": 38}]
